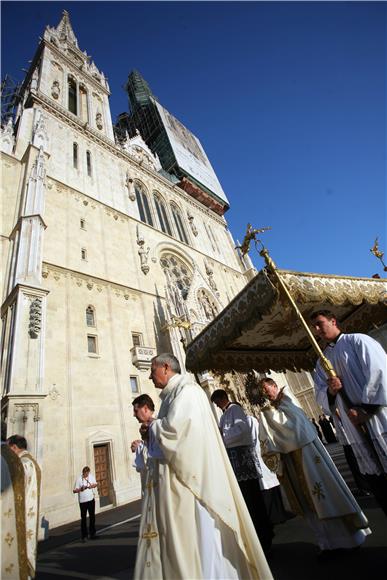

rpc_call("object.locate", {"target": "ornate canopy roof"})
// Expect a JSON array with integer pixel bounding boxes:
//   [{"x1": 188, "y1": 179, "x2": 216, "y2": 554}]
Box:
[{"x1": 185, "y1": 269, "x2": 387, "y2": 374}]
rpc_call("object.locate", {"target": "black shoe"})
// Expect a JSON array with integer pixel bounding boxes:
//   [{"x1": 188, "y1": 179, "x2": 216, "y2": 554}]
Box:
[
  {"x1": 81, "y1": 537, "x2": 88, "y2": 543},
  {"x1": 89, "y1": 534, "x2": 97, "y2": 540}
]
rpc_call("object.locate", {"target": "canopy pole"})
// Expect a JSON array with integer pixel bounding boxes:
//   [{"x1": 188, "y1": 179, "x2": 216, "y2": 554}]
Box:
[{"x1": 259, "y1": 247, "x2": 336, "y2": 379}]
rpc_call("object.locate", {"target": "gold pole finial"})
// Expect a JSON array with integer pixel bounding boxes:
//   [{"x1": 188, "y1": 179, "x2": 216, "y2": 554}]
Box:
[{"x1": 370, "y1": 237, "x2": 387, "y2": 272}]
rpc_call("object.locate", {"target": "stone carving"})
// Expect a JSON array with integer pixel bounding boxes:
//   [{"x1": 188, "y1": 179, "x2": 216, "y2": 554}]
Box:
[
  {"x1": 30, "y1": 68, "x2": 39, "y2": 91},
  {"x1": 29, "y1": 297, "x2": 43, "y2": 338},
  {"x1": 187, "y1": 211, "x2": 198, "y2": 236},
  {"x1": 121, "y1": 131, "x2": 161, "y2": 172},
  {"x1": 197, "y1": 289, "x2": 218, "y2": 321},
  {"x1": 136, "y1": 226, "x2": 150, "y2": 275},
  {"x1": 96, "y1": 112, "x2": 103, "y2": 130},
  {"x1": 205, "y1": 262, "x2": 218, "y2": 292},
  {"x1": 126, "y1": 171, "x2": 135, "y2": 201},
  {"x1": 32, "y1": 109, "x2": 49, "y2": 150},
  {"x1": 48, "y1": 386, "x2": 60, "y2": 400},
  {"x1": 0, "y1": 117, "x2": 15, "y2": 154},
  {"x1": 51, "y1": 80, "x2": 60, "y2": 100}
]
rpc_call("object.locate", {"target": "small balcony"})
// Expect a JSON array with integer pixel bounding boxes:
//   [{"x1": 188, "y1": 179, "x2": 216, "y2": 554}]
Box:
[{"x1": 131, "y1": 346, "x2": 157, "y2": 371}]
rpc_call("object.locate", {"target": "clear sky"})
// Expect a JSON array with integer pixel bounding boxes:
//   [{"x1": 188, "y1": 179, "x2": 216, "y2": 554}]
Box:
[{"x1": 2, "y1": 1, "x2": 386, "y2": 278}]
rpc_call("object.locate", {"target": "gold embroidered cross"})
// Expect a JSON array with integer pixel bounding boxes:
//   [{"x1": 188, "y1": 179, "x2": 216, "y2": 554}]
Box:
[
  {"x1": 142, "y1": 524, "x2": 158, "y2": 547},
  {"x1": 5, "y1": 563, "x2": 14, "y2": 573},
  {"x1": 314, "y1": 455, "x2": 321, "y2": 464},
  {"x1": 312, "y1": 481, "x2": 325, "y2": 500},
  {"x1": 28, "y1": 507, "x2": 35, "y2": 517},
  {"x1": 4, "y1": 533, "x2": 14, "y2": 546},
  {"x1": 3, "y1": 509, "x2": 12, "y2": 518}
]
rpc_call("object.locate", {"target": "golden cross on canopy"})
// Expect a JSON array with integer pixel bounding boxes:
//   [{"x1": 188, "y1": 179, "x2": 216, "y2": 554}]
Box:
[
  {"x1": 370, "y1": 237, "x2": 387, "y2": 272},
  {"x1": 235, "y1": 224, "x2": 271, "y2": 257}
]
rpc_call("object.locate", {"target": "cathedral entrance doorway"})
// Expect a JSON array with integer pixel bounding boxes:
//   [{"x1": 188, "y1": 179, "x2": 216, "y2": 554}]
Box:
[{"x1": 93, "y1": 444, "x2": 113, "y2": 507}]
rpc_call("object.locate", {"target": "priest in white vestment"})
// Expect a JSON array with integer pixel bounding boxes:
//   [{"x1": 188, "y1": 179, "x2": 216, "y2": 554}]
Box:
[
  {"x1": 245, "y1": 374, "x2": 371, "y2": 553},
  {"x1": 7, "y1": 435, "x2": 42, "y2": 578},
  {"x1": 1, "y1": 432, "x2": 29, "y2": 580},
  {"x1": 133, "y1": 353, "x2": 273, "y2": 580},
  {"x1": 311, "y1": 310, "x2": 387, "y2": 515}
]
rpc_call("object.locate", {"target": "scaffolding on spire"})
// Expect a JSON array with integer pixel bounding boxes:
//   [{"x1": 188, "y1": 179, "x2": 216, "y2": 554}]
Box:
[{"x1": 1, "y1": 74, "x2": 22, "y2": 127}]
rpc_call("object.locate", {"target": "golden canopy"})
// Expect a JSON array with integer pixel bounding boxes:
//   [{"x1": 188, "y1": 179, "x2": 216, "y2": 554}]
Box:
[{"x1": 185, "y1": 269, "x2": 387, "y2": 374}]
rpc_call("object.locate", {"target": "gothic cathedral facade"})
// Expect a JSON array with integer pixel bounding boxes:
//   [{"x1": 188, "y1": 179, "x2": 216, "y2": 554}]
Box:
[{"x1": 1, "y1": 11, "x2": 321, "y2": 532}]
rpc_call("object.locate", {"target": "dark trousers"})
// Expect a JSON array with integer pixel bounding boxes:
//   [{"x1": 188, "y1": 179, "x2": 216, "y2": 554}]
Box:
[
  {"x1": 238, "y1": 478, "x2": 273, "y2": 552},
  {"x1": 80, "y1": 499, "x2": 96, "y2": 538},
  {"x1": 343, "y1": 445, "x2": 387, "y2": 515}
]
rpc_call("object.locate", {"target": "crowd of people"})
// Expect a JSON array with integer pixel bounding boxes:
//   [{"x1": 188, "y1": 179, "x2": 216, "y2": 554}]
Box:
[{"x1": 1, "y1": 309, "x2": 386, "y2": 579}]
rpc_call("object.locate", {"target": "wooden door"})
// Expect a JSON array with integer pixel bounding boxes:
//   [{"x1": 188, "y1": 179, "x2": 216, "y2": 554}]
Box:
[{"x1": 93, "y1": 444, "x2": 112, "y2": 507}]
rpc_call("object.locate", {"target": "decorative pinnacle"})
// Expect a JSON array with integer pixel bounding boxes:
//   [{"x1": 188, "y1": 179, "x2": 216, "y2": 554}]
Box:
[{"x1": 235, "y1": 224, "x2": 271, "y2": 257}]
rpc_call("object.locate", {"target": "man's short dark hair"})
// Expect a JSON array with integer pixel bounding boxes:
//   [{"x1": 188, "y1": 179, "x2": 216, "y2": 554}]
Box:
[
  {"x1": 132, "y1": 394, "x2": 155, "y2": 412},
  {"x1": 210, "y1": 389, "x2": 229, "y2": 403},
  {"x1": 310, "y1": 309, "x2": 338, "y2": 322},
  {"x1": 7, "y1": 435, "x2": 27, "y2": 450}
]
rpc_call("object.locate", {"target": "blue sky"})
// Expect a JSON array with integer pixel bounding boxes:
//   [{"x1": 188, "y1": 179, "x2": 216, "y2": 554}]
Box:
[{"x1": 2, "y1": 1, "x2": 386, "y2": 277}]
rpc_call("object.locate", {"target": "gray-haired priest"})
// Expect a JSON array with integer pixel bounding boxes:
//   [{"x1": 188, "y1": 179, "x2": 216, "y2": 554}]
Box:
[{"x1": 133, "y1": 353, "x2": 273, "y2": 580}]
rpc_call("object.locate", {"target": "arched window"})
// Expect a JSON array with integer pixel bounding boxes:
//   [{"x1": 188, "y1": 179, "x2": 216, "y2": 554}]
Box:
[
  {"x1": 68, "y1": 77, "x2": 77, "y2": 115},
  {"x1": 86, "y1": 151, "x2": 92, "y2": 177},
  {"x1": 86, "y1": 306, "x2": 95, "y2": 327},
  {"x1": 73, "y1": 143, "x2": 78, "y2": 169},
  {"x1": 171, "y1": 204, "x2": 189, "y2": 244},
  {"x1": 160, "y1": 253, "x2": 193, "y2": 298},
  {"x1": 154, "y1": 193, "x2": 172, "y2": 235},
  {"x1": 135, "y1": 183, "x2": 153, "y2": 226}
]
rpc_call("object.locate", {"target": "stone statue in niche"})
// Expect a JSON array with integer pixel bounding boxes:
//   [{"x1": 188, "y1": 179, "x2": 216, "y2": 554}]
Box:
[
  {"x1": 96, "y1": 112, "x2": 103, "y2": 130},
  {"x1": 125, "y1": 171, "x2": 135, "y2": 201},
  {"x1": 205, "y1": 262, "x2": 218, "y2": 292},
  {"x1": 136, "y1": 226, "x2": 150, "y2": 275},
  {"x1": 187, "y1": 211, "x2": 198, "y2": 236},
  {"x1": 51, "y1": 80, "x2": 60, "y2": 100},
  {"x1": 198, "y1": 290, "x2": 218, "y2": 321}
]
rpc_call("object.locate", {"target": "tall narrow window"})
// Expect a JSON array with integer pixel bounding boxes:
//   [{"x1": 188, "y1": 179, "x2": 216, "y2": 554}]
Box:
[
  {"x1": 80, "y1": 218, "x2": 86, "y2": 230},
  {"x1": 87, "y1": 335, "x2": 97, "y2": 354},
  {"x1": 204, "y1": 223, "x2": 216, "y2": 252},
  {"x1": 131, "y1": 332, "x2": 142, "y2": 347},
  {"x1": 86, "y1": 151, "x2": 92, "y2": 177},
  {"x1": 130, "y1": 376, "x2": 139, "y2": 394},
  {"x1": 79, "y1": 85, "x2": 88, "y2": 123},
  {"x1": 154, "y1": 194, "x2": 172, "y2": 235},
  {"x1": 81, "y1": 248, "x2": 87, "y2": 260},
  {"x1": 171, "y1": 204, "x2": 189, "y2": 244},
  {"x1": 68, "y1": 77, "x2": 77, "y2": 115},
  {"x1": 86, "y1": 306, "x2": 95, "y2": 327},
  {"x1": 135, "y1": 183, "x2": 153, "y2": 226},
  {"x1": 73, "y1": 143, "x2": 78, "y2": 169}
]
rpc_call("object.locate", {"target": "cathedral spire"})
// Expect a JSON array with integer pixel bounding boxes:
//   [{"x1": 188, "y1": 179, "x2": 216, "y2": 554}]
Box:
[{"x1": 53, "y1": 10, "x2": 78, "y2": 47}]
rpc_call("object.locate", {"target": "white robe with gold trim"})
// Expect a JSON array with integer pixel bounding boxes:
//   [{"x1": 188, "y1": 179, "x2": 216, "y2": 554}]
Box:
[
  {"x1": 19, "y1": 450, "x2": 41, "y2": 578},
  {"x1": 134, "y1": 373, "x2": 273, "y2": 580},
  {"x1": 1, "y1": 444, "x2": 29, "y2": 580}
]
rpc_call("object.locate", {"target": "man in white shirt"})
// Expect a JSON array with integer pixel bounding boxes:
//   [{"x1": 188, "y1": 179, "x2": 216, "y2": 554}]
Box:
[
  {"x1": 73, "y1": 466, "x2": 98, "y2": 542},
  {"x1": 311, "y1": 309, "x2": 387, "y2": 515},
  {"x1": 211, "y1": 389, "x2": 273, "y2": 553}
]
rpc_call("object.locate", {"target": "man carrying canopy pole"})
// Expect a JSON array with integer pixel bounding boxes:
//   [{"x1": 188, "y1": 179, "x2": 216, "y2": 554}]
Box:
[{"x1": 311, "y1": 310, "x2": 387, "y2": 515}]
